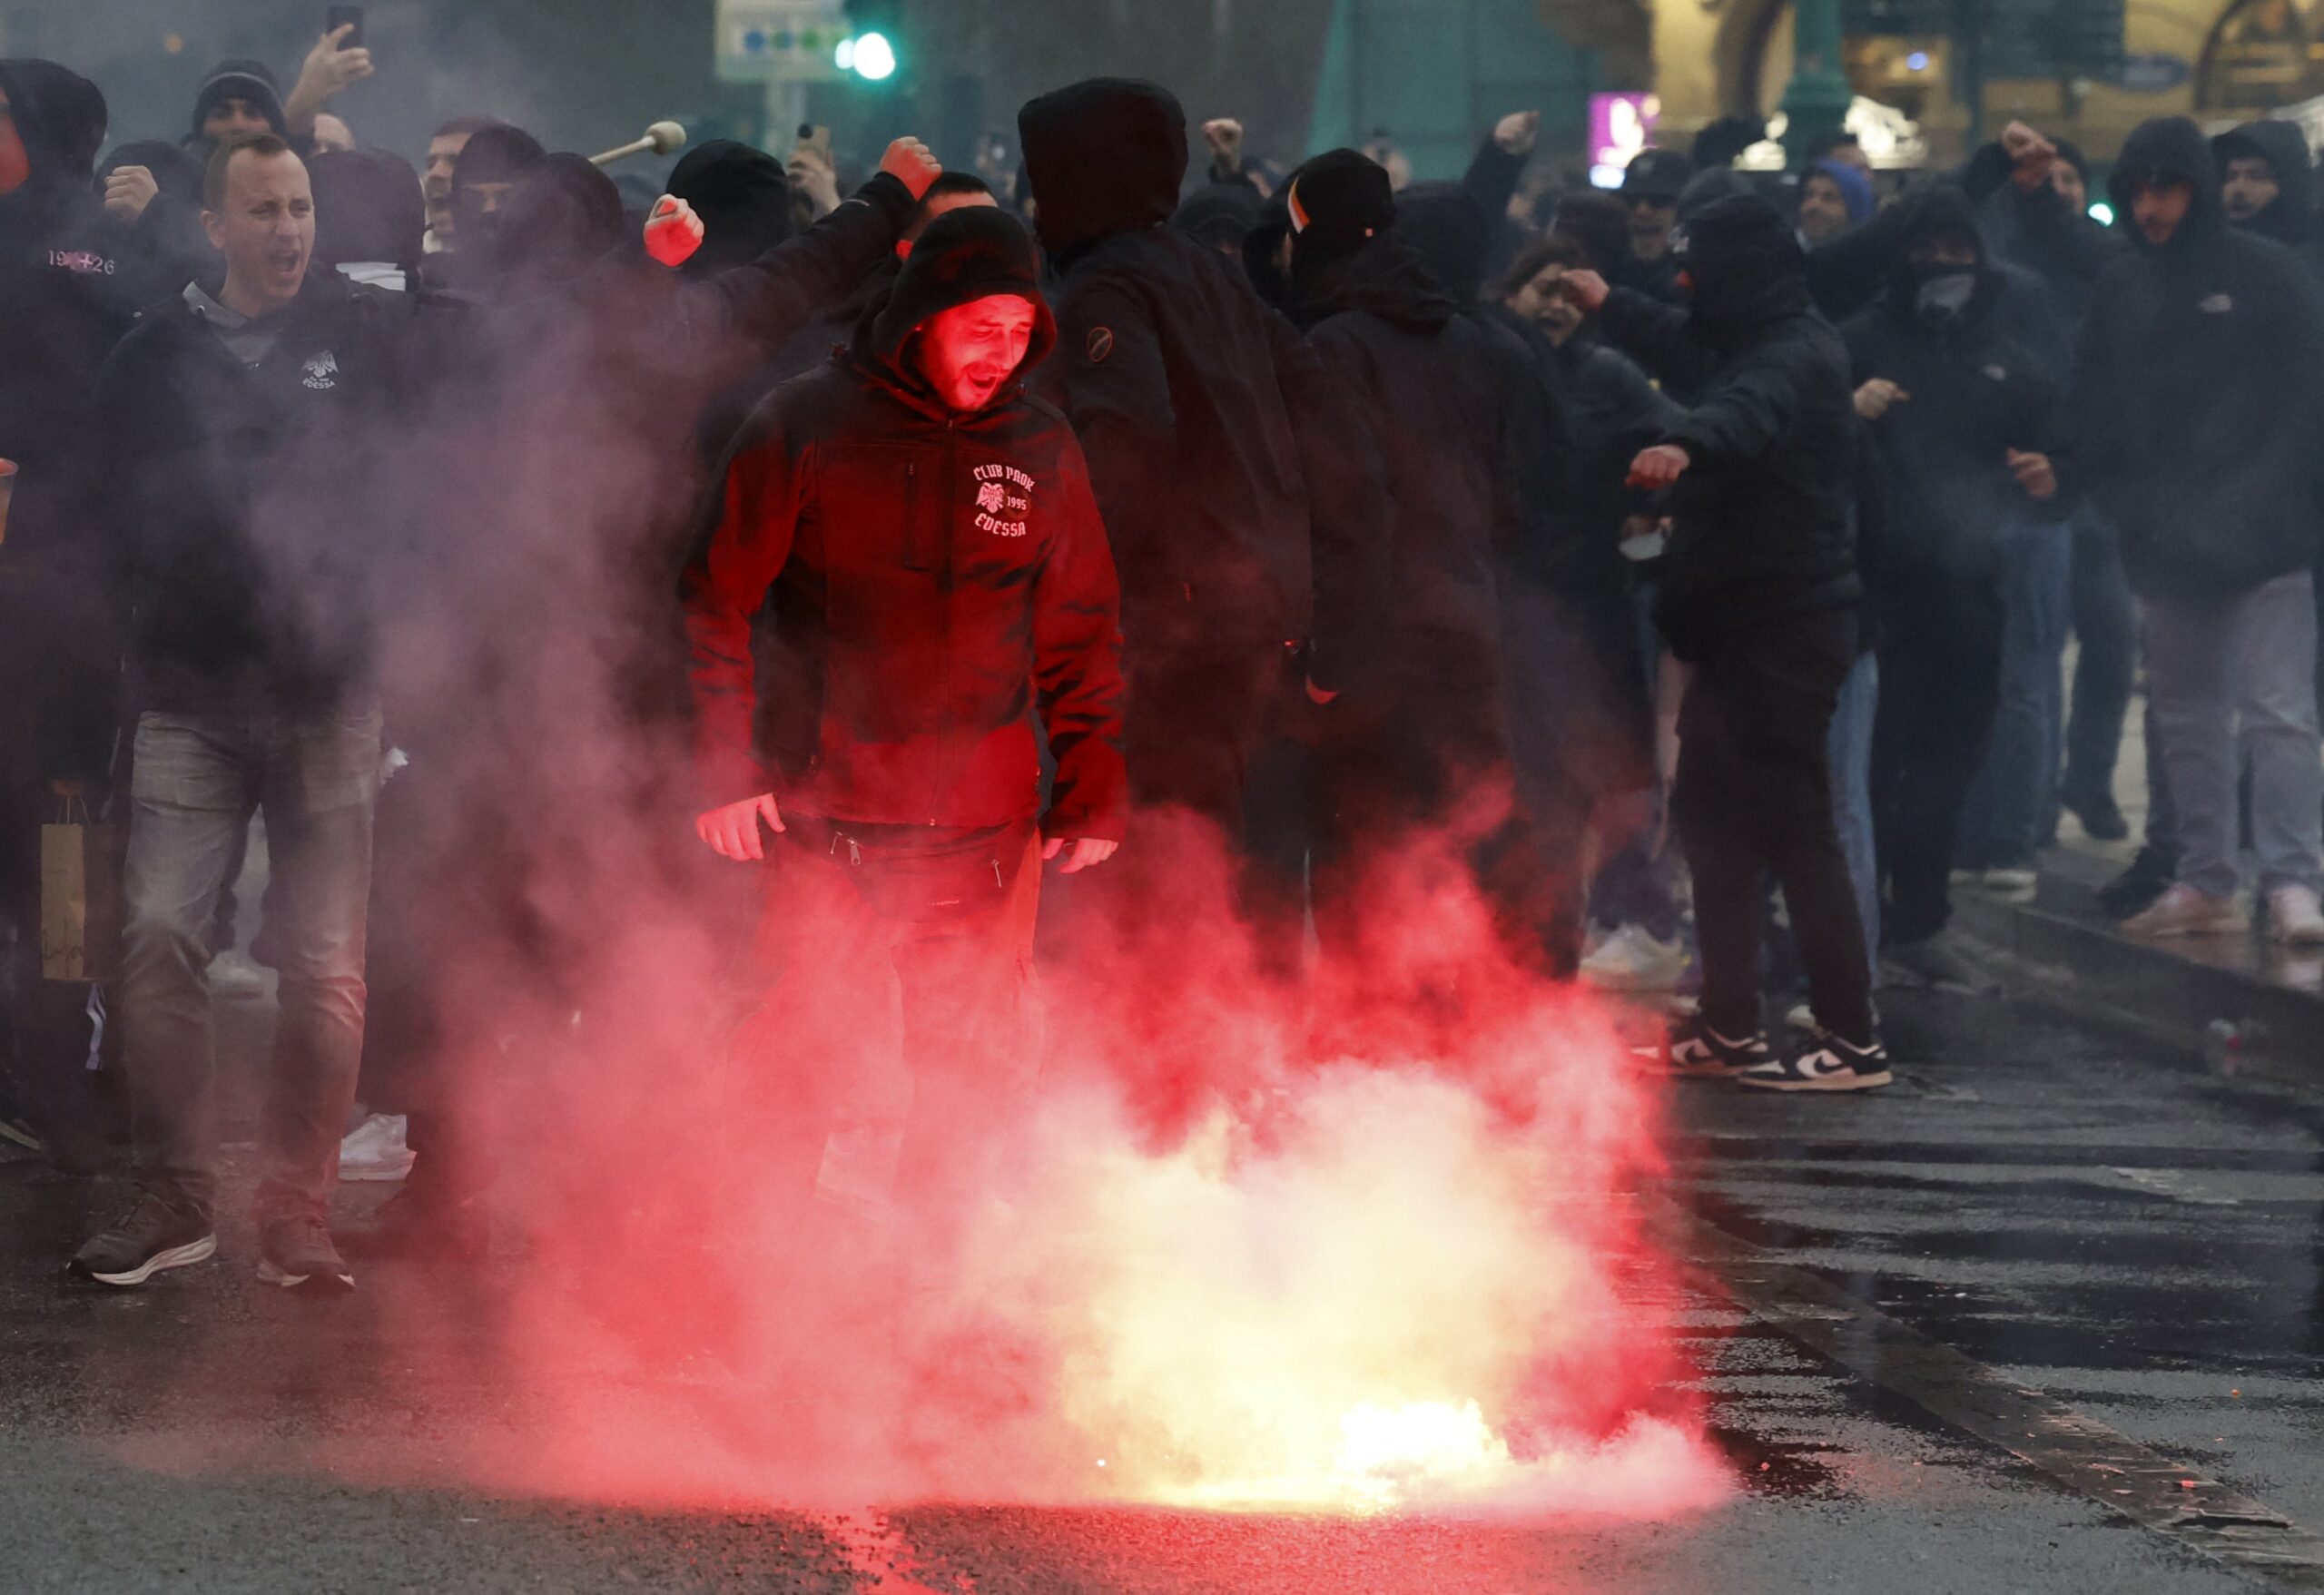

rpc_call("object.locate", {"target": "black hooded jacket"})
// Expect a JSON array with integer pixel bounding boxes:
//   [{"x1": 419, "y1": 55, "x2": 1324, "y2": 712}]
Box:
[
  {"x1": 1019, "y1": 79, "x2": 1386, "y2": 687},
  {"x1": 0, "y1": 61, "x2": 147, "y2": 777},
  {"x1": 2214, "y1": 119, "x2": 2324, "y2": 279},
  {"x1": 2073, "y1": 117, "x2": 2324, "y2": 597},
  {"x1": 1597, "y1": 193, "x2": 1860, "y2": 659},
  {"x1": 92, "y1": 269, "x2": 428, "y2": 714},
  {"x1": 684, "y1": 208, "x2": 1127, "y2": 836},
  {"x1": 1842, "y1": 187, "x2": 2068, "y2": 588},
  {"x1": 1295, "y1": 230, "x2": 1522, "y2": 684}
]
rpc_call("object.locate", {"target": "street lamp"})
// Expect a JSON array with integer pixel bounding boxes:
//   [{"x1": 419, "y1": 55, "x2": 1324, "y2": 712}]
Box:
[{"x1": 1782, "y1": 0, "x2": 1854, "y2": 166}]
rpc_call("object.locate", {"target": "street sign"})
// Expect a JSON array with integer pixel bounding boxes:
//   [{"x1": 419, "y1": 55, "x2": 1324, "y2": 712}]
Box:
[{"x1": 715, "y1": 0, "x2": 851, "y2": 84}]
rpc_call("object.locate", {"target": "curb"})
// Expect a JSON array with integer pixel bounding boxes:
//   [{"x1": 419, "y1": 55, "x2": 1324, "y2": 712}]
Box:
[{"x1": 1953, "y1": 884, "x2": 2324, "y2": 1089}]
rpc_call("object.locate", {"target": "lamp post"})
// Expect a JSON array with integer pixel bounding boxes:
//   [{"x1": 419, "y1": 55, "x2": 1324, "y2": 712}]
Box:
[{"x1": 1780, "y1": 0, "x2": 1853, "y2": 167}]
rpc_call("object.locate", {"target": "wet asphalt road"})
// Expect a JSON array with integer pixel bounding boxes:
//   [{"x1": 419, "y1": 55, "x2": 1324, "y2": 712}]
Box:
[{"x1": 2, "y1": 989, "x2": 2320, "y2": 1593}]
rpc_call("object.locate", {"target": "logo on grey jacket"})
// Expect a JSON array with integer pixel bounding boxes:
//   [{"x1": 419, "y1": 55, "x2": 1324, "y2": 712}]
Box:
[{"x1": 302, "y1": 350, "x2": 340, "y2": 390}]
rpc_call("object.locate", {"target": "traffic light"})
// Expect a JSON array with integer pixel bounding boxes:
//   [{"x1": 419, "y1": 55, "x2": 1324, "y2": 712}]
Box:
[{"x1": 842, "y1": 0, "x2": 903, "y2": 83}]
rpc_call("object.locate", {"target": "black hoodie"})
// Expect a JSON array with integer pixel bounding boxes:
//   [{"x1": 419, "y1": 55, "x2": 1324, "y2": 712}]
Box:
[
  {"x1": 1842, "y1": 186, "x2": 2068, "y2": 588},
  {"x1": 1597, "y1": 193, "x2": 1860, "y2": 659},
  {"x1": 2073, "y1": 116, "x2": 2324, "y2": 598},
  {"x1": 1019, "y1": 78, "x2": 1386, "y2": 691},
  {"x1": 2213, "y1": 119, "x2": 2324, "y2": 278},
  {"x1": 684, "y1": 207, "x2": 1126, "y2": 836}
]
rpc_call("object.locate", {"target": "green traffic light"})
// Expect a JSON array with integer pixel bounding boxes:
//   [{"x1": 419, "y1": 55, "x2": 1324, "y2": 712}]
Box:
[{"x1": 852, "y1": 30, "x2": 896, "y2": 81}]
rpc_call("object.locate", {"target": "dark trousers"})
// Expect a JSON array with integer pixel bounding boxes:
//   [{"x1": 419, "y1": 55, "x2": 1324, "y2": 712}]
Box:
[
  {"x1": 1310, "y1": 642, "x2": 1536, "y2": 970},
  {"x1": 120, "y1": 705, "x2": 380, "y2": 1221},
  {"x1": 1673, "y1": 612, "x2": 1875, "y2": 1045},
  {"x1": 1872, "y1": 575, "x2": 2005, "y2": 945},
  {"x1": 2064, "y1": 509, "x2": 2136, "y2": 809},
  {"x1": 729, "y1": 819, "x2": 1042, "y2": 1252}
]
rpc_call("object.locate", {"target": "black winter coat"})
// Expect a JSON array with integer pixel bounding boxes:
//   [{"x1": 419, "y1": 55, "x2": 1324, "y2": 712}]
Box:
[
  {"x1": 1598, "y1": 195, "x2": 1860, "y2": 661},
  {"x1": 1021, "y1": 80, "x2": 1388, "y2": 686},
  {"x1": 94, "y1": 272, "x2": 427, "y2": 714},
  {"x1": 1297, "y1": 233, "x2": 1523, "y2": 688},
  {"x1": 1843, "y1": 206, "x2": 2067, "y2": 586},
  {"x1": 2073, "y1": 117, "x2": 2324, "y2": 598}
]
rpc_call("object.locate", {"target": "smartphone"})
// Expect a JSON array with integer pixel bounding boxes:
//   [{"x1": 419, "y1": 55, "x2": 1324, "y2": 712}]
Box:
[
  {"x1": 326, "y1": 5, "x2": 364, "y2": 47},
  {"x1": 794, "y1": 123, "x2": 832, "y2": 162}
]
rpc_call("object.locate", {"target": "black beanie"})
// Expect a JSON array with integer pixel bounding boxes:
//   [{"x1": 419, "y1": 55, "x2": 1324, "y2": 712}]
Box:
[
  {"x1": 190, "y1": 60, "x2": 286, "y2": 143},
  {"x1": 1286, "y1": 148, "x2": 1395, "y2": 256},
  {"x1": 492, "y1": 153, "x2": 625, "y2": 288},
  {"x1": 310, "y1": 148, "x2": 427, "y2": 272},
  {"x1": 867, "y1": 204, "x2": 1056, "y2": 372}
]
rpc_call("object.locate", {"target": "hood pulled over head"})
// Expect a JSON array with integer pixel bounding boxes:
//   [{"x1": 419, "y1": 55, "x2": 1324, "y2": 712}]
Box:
[
  {"x1": 2212, "y1": 119, "x2": 2314, "y2": 246},
  {"x1": 1396, "y1": 180, "x2": 1492, "y2": 303},
  {"x1": 1673, "y1": 192, "x2": 1811, "y2": 334},
  {"x1": 668, "y1": 138, "x2": 793, "y2": 277},
  {"x1": 863, "y1": 203, "x2": 1057, "y2": 381},
  {"x1": 492, "y1": 152, "x2": 625, "y2": 291},
  {"x1": 2108, "y1": 115, "x2": 2221, "y2": 254},
  {"x1": 1018, "y1": 77, "x2": 1187, "y2": 256},
  {"x1": 1, "y1": 58, "x2": 108, "y2": 190}
]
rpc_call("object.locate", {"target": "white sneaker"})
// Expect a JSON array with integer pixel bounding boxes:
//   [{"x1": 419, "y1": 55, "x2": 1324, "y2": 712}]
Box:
[
  {"x1": 1981, "y1": 864, "x2": 2039, "y2": 895},
  {"x1": 2269, "y1": 885, "x2": 2324, "y2": 947},
  {"x1": 2122, "y1": 883, "x2": 2244, "y2": 940},
  {"x1": 1578, "y1": 924, "x2": 1690, "y2": 992},
  {"x1": 338, "y1": 1114, "x2": 416, "y2": 1182}
]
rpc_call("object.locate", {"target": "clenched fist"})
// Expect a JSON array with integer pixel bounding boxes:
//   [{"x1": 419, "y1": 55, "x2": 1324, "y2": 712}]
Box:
[
  {"x1": 879, "y1": 137, "x2": 942, "y2": 202},
  {"x1": 644, "y1": 195, "x2": 705, "y2": 267}
]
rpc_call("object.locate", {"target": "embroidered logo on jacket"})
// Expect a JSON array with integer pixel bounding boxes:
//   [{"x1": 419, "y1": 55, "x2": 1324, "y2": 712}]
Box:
[
  {"x1": 302, "y1": 350, "x2": 340, "y2": 390},
  {"x1": 971, "y1": 463, "x2": 1033, "y2": 537},
  {"x1": 2198, "y1": 293, "x2": 2235, "y2": 314}
]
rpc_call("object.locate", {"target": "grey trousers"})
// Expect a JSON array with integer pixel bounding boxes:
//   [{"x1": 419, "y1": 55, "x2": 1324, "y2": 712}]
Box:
[
  {"x1": 2142, "y1": 572, "x2": 2324, "y2": 901},
  {"x1": 121, "y1": 705, "x2": 381, "y2": 1220}
]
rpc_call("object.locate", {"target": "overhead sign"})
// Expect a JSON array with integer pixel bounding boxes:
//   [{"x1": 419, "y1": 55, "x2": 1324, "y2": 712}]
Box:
[{"x1": 715, "y1": 0, "x2": 851, "y2": 84}]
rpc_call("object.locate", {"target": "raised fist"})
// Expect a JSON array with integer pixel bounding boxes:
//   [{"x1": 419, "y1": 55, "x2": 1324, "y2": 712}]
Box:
[
  {"x1": 879, "y1": 137, "x2": 942, "y2": 202},
  {"x1": 645, "y1": 195, "x2": 704, "y2": 268}
]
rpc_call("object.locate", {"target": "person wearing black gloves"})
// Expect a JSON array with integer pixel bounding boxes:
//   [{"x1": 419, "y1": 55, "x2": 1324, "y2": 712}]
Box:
[
  {"x1": 1283, "y1": 152, "x2": 1540, "y2": 968},
  {"x1": 1844, "y1": 188, "x2": 2067, "y2": 989},
  {"x1": 684, "y1": 207, "x2": 1125, "y2": 1255},
  {"x1": 1566, "y1": 193, "x2": 1889, "y2": 1091},
  {"x1": 2078, "y1": 117, "x2": 2324, "y2": 947}
]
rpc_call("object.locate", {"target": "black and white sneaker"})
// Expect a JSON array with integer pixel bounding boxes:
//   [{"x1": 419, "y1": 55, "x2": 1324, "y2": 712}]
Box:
[
  {"x1": 1738, "y1": 1030, "x2": 1893, "y2": 1093},
  {"x1": 70, "y1": 1191, "x2": 218, "y2": 1286},
  {"x1": 1636, "y1": 1018, "x2": 1771, "y2": 1078},
  {"x1": 256, "y1": 1211, "x2": 356, "y2": 1293}
]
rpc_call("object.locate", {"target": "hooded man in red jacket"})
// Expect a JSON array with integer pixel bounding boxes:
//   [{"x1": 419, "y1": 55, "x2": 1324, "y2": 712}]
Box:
[{"x1": 684, "y1": 205, "x2": 1126, "y2": 1247}]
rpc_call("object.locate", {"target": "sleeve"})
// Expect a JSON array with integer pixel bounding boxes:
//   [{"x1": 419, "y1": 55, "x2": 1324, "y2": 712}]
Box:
[
  {"x1": 1804, "y1": 198, "x2": 1915, "y2": 322},
  {"x1": 1032, "y1": 433, "x2": 1130, "y2": 840},
  {"x1": 1265, "y1": 310, "x2": 1392, "y2": 694},
  {"x1": 676, "y1": 172, "x2": 914, "y2": 372},
  {"x1": 1048, "y1": 271, "x2": 1177, "y2": 595},
  {"x1": 1461, "y1": 136, "x2": 1525, "y2": 234},
  {"x1": 1596, "y1": 287, "x2": 1701, "y2": 388},
  {"x1": 1662, "y1": 347, "x2": 1802, "y2": 467},
  {"x1": 680, "y1": 417, "x2": 806, "y2": 807}
]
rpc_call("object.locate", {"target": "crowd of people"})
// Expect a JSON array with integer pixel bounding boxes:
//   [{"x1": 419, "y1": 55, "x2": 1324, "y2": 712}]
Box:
[{"x1": 5, "y1": 28, "x2": 2324, "y2": 1294}]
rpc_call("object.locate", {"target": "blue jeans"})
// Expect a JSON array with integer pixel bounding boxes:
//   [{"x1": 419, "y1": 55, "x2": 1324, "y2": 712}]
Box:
[
  {"x1": 1829, "y1": 649, "x2": 1880, "y2": 968},
  {"x1": 121, "y1": 704, "x2": 381, "y2": 1220},
  {"x1": 1958, "y1": 518, "x2": 2073, "y2": 868}
]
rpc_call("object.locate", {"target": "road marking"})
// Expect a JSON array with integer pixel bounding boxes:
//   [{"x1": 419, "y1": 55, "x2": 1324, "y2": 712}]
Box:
[
  {"x1": 818, "y1": 1510, "x2": 973, "y2": 1594},
  {"x1": 1677, "y1": 1208, "x2": 2324, "y2": 1592}
]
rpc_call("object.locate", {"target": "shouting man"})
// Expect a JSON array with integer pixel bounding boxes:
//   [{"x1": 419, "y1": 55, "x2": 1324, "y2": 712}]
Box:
[{"x1": 684, "y1": 207, "x2": 1125, "y2": 1246}]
